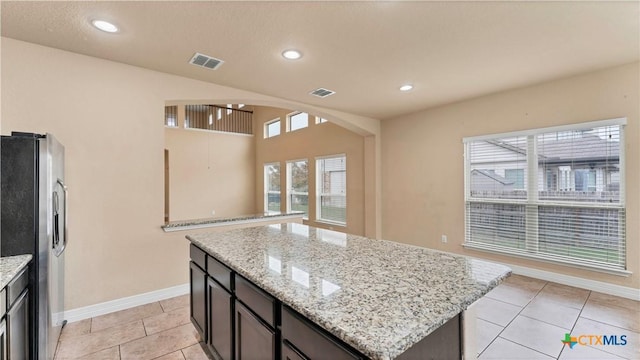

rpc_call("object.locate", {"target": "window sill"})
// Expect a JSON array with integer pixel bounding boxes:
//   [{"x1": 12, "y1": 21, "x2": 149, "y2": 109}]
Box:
[{"x1": 463, "y1": 243, "x2": 632, "y2": 277}]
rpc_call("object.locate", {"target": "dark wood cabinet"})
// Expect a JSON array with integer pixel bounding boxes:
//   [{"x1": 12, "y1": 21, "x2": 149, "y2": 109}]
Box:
[
  {"x1": 282, "y1": 341, "x2": 307, "y2": 360},
  {"x1": 235, "y1": 301, "x2": 275, "y2": 360},
  {"x1": 207, "y1": 278, "x2": 233, "y2": 360},
  {"x1": 6, "y1": 290, "x2": 28, "y2": 360},
  {"x1": 190, "y1": 261, "x2": 207, "y2": 340},
  {"x1": 281, "y1": 306, "x2": 360, "y2": 360}
]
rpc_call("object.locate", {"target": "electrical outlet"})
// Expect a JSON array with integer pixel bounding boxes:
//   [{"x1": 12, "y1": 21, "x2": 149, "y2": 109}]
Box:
[
  {"x1": 211, "y1": 210, "x2": 216, "y2": 216},
  {"x1": 441, "y1": 235, "x2": 448, "y2": 243}
]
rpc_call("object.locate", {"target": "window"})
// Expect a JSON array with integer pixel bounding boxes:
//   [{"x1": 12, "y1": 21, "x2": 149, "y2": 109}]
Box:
[
  {"x1": 265, "y1": 118, "x2": 281, "y2": 138},
  {"x1": 464, "y1": 119, "x2": 626, "y2": 273},
  {"x1": 316, "y1": 155, "x2": 346, "y2": 225},
  {"x1": 288, "y1": 112, "x2": 309, "y2": 132},
  {"x1": 287, "y1": 160, "x2": 309, "y2": 218},
  {"x1": 316, "y1": 117, "x2": 328, "y2": 124},
  {"x1": 264, "y1": 163, "x2": 281, "y2": 213}
]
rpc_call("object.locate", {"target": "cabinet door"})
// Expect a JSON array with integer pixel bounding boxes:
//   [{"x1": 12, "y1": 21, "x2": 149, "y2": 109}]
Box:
[
  {"x1": 1, "y1": 319, "x2": 6, "y2": 360},
  {"x1": 282, "y1": 341, "x2": 307, "y2": 360},
  {"x1": 207, "y1": 278, "x2": 233, "y2": 360},
  {"x1": 235, "y1": 301, "x2": 275, "y2": 360},
  {"x1": 190, "y1": 261, "x2": 207, "y2": 340},
  {"x1": 6, "y1": 291, "x2": 28, "y2": 360}
]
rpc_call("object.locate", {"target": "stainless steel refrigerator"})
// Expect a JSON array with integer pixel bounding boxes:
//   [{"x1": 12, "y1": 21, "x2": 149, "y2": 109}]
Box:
[{"x1": 1, "y1": 132, "x2": 67, "y2": 360}]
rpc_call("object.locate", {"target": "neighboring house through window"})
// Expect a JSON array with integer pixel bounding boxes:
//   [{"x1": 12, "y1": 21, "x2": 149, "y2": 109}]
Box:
[
  {"x1": 316, "y1": 155, "x2": 347, "y2": 225},
  {"x1": 463, "y1": 118, "x2": 626, "y2": 273}
]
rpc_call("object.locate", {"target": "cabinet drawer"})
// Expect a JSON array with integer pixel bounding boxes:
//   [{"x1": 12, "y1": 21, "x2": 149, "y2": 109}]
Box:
[
  {"x1": 190, "y1": 244, "x2": 207, "y2": 270},
  {"x1": 282, "y1": 306, "x2": 360, "y2": 360},
  {"x1": 207, "y1": 256, "x2": 232, "y2": 292},
  {"x1": 235, "y1": 275, "x2": 276, "y2": 328},
  {"x1": 7, "y1": 269, "x2": 28, "y2": 307}
]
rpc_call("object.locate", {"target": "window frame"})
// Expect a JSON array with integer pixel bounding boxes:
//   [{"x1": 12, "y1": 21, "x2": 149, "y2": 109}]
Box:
[
  {"x1": 286, "y1": 159, "x2": 309, "y2": 219},
  {"x1": 264, "y1": 162, "x2": 281, "y2": 214},
  {"x1": 287, "y1": 112, "x2": 309, "y2": 132},
  {"x1": 264, "y1": 118, "x2": 281, "y2": 139},
  {"x1": 316, "y1": 154, "x2": 347, "y2": 226},
  {"x1": 315, "y1": 116, "x2": 328, "y2": 124},
  {"x1": 463, "y1": 118, "x2": 628, "y2": 275}
]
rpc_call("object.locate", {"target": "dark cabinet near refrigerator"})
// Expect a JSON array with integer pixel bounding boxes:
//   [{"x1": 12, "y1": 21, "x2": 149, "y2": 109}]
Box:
[{"x1": 1, "y1": 267, "x2": 30, "y2": 360}]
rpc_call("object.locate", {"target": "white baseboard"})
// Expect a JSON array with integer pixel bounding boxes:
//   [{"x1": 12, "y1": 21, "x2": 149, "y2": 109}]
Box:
[
  {"x1": 64, "y1": 283, "x2": 190, "y2": 324},
  {"x1": 501, "y1": 263, "x2": 640, "y2": 301}
]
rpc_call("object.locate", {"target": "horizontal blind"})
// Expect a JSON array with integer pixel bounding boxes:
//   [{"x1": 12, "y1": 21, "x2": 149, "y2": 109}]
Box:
[
  {"x1": 465, "y1": 121, "x2": 625, "y2": 271},
  {"x1": 317, "y1": 155, "x2": 346, "y2": 224}
]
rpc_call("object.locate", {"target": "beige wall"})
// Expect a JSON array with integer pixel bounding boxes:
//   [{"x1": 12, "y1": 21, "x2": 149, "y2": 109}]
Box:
[
  {"x1": 164, "y1": 126, "x2": 255, "y2": 221},
  {"x1": 254, "y1": 106, "x2": 366, "y2": 236},
  {"x1": 382, "y1": 62, "x2": 640, "y2": 290},
  {"x1": 1, "y1": 38, "x2": 379, "y2": 309}
]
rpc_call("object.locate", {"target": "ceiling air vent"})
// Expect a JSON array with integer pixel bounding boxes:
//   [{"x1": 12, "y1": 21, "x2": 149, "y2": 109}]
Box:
[
  {"x1": 309, "y1": 88, "x2": 336, "y2": 98},
  {"x1": 189, "y1": 52, "x2": 224, "y2": 70}
]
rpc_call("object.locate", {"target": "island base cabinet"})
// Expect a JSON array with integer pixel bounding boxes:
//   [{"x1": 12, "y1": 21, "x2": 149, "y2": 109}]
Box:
[
  {"x1": 235, "y1": 301, "x2": 275, "y2": 360},
  {"x1": 207, "y1": 278, "x2": 233, "y2": 360},
  {"x1": 281, "y1": 307, "x2": 361, "y2": 360},
  {"x1": 190, "y1": 261, "x2": 207, "y2": 341},
  {"x1": 395, "y1": 314, "x2": 461, "y2": 360}
]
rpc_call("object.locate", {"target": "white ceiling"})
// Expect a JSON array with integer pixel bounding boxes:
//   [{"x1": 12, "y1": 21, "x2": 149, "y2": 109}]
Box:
[{"x1": 2, "y1": 1, "x2": 638, "y2": 120}]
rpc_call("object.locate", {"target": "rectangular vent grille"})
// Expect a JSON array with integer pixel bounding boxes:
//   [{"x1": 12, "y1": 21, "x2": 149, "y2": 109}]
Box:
[
  {"x1": 309, "y1": 88, "x2": 336, "y2": 98},
  {"x1": 189, "y1": 52, "x2": 224, "y2": 70}
]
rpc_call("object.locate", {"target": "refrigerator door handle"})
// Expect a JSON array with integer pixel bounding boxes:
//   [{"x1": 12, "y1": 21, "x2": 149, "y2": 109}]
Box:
[{"x1": 55, "y1": 178, "x2": 68, "y2": 256}]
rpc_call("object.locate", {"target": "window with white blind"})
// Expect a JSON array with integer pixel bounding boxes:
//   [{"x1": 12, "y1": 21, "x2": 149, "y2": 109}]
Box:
[
  {"x1": 316, "y1": 155, "x2": 347, "y2": 225},
  {"x1": 287, "y1": 160, "x2": 309, "y2": 218},
  {"x1": 463, "y1": 118, "x2": 627, "y2": 274},
  {"x1": 264, "y1": 163, "x2": 281, "y2": 213}
]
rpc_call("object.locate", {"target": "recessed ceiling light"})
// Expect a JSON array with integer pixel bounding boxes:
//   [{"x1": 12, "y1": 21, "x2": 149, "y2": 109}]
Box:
[
  {"x1": 399, "y1": 84, "x2": 414, "y2": 92},
  {"x1": 91, "y1": 20, "x2": 119, "y2": 33},
  {"x1": 282, "y1": 49, "x2": 302, "y2": 60}
]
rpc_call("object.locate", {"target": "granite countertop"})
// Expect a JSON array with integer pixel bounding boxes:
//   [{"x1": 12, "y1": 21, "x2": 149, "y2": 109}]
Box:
[
  {"x1": 162, "y1": 211, "x2": 305, "y2": 232},
  {"x1": 0, "y1": 254, "x2": 32, "y2": 289},
  {"x1": 187, "y1": 223, "x2": 511, "y2": 360}
]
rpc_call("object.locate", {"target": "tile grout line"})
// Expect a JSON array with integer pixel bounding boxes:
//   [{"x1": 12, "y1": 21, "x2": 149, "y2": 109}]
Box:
[
  {"x1": 555, "y1": 289, "x2": 590, "y2": 360},
  {"x1": 477, "y1": 280, "x2": 547, "y2": 358}
]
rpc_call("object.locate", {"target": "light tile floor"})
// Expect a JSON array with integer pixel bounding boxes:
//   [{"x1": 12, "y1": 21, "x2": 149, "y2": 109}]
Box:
[
  {"x1": 54, "y1": 275, "x2": 639, "y2": 359},
  {"x1": 54, "y1": 295, "x2": 211, "y2": 359},
  {"x1": 477, "y1": 275, "x2": 640, "y2": 360}
]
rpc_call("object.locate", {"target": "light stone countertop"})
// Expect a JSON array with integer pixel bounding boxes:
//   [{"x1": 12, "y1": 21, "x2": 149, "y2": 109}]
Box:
[
  {"x1": 162, "y1": 211, "x2": 304, "y2": 232},
  {"x1": 0, "y1": 254, "x2": 32, "y2": 289},
  {"x1": 187, "y1": 223, "x2": 511, "y2": 360}
]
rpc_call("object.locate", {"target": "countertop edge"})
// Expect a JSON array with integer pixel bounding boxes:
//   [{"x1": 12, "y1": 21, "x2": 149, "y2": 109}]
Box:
[{"x1": 0, "y1": 254, "x2": 32, "y2": 289}]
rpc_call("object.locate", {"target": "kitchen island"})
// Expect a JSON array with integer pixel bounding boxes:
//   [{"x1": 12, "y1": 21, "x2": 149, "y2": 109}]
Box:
[{"x1": 187, "y1": 223, "x2": 511, "y2": 360}]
